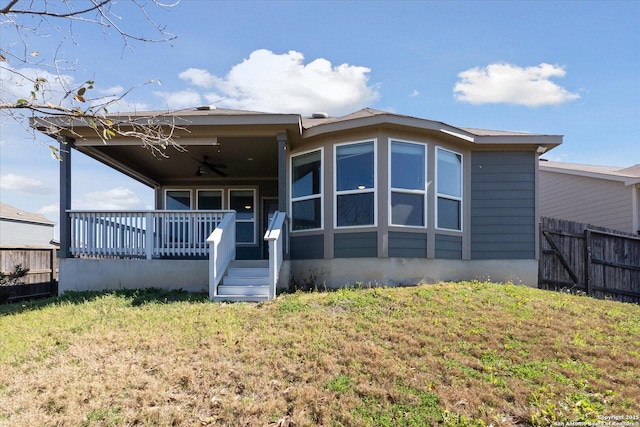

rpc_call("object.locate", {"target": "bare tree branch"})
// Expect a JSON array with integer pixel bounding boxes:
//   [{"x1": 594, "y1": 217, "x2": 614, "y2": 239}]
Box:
[{"x1": 0, "y1": 0, "x2": 182, "y2": 157}]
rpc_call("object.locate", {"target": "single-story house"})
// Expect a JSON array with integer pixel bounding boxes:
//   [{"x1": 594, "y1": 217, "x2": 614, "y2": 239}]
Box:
[
  {"x1": 0, "y1": 202, "x2": 55, "y2": 246},
  {"x1": 539, "y1": 161, "x2": 640, "y2": 235},
  {"x1": 33, "y1": 107, "x2": 562, "y2": 301}
]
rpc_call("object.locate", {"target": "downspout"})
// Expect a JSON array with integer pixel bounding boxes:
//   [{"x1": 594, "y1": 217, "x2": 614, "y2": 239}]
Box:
[{"x1": 277, "y1": 133, "x2": 289, "y2": 260}]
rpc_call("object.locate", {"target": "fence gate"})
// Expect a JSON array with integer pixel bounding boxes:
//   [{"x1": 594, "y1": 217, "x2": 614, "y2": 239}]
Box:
[{"x1": 539, "y1": 217, "x2": 640, "y2": 303}]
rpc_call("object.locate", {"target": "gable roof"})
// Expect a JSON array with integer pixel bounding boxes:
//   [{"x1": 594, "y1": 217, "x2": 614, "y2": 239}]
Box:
[
  {"x1": 540, "y1": 161, "x2": 640, "y2": 186},
  {"x1": 0, "y1": 203, "x2": 55, "y2": 226}
]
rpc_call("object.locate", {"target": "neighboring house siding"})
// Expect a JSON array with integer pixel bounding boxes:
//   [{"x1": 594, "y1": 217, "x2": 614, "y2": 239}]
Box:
[
  {"x1": 334, "y1": 232, "x2": 377, "y2": 258},
  {"x1": 0, "y1": 219, "x2": 54, "y2": 246},
  {"x1": 539, "y1": 171, "x2": 632, "y2": 233},
  {"x1": 388, "y1": 231, "x2": 427, "y2": 258},
  {"x1": 434, "y1": 234, "x2": 462, "y2": 259},
  {"x1": 470, "y1": 151, "x2": 536, "y2": 259},
  {"x1": 290, "y1": 235, "x2": 324, "y2": 260}
]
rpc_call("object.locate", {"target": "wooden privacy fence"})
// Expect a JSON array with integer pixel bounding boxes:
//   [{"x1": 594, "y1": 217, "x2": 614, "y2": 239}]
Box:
[
  {"x1": 539, "y1": 217, "x2": 640, "y2": 303},
  {"x1": 0, "y1": 245, "x2": 58, "y2": 303}
]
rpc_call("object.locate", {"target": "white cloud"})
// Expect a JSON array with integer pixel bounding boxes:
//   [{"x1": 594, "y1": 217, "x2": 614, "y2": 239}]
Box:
[
  {"x1": 153, "y1": 88, "x2": 202, "y2": 109},
  {"x1": 74, "y1": 187, "x2": 145, "y2": 210},
  {"x1": 179, "y1": 68, "x2": 215, "y2": 88},
  {"x1": 38, "y1": 204, "x2": 60, "y2": 216},
  {"x1": 453, "y1": 62, "x2": 580, "y2": 107},
  {"x1": 0, "y1": 173, "x2": 52, "y2": 194},
  {"x1": 98, "y1": 85, "x2": 125, "y2": 95},
  {"x1": 166, "y1": 49, "x2": 379, "y2": 116},
  {"x1": 410, "y1": 89, "x2": 420, "y2": 97},
  {"x1": 0, "y1": 63, "x2": 74, "y2": 105}
]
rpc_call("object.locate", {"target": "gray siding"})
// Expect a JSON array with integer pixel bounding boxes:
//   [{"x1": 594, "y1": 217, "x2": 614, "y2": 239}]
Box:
[
  {"x1": 471, "y1": 151, "x2": 536, "y2": 260},
  {"x1": 388, "y1": 232, "x2": 427, "y2": 258},
  {"x1": 435, "y1": 234, "x2": 462, "y2": 259},
  {"x1": 334, "y1": 232, "x2": 377, "y2": 258},
  {"x1": 290, "y1": 235, "x2": 324, "y2": 260}
]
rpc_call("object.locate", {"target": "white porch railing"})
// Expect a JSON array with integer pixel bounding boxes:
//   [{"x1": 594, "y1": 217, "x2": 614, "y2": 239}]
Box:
[
  {"x1": 68, "y1": 210, "x2": 234, "y2": 259},
  {"x1": 207, "y1": 212, "x2": 236, "y2": 299},
  {"x1": 264, "y1": 211, "x2": 287, "y2": 300}
]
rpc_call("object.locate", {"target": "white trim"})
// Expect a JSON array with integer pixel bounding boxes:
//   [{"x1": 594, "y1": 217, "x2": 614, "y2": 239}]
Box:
[
  {"x1": 388, "y1": 139, "x2": 428, "y2": 228},
  {"x1": 229, "y1": 188, "x2": 257, "y2": 245},
  {"x1": 435, "y1": 146, "x2": 463, "y2": 232},
  {"x1": 333, "y1": 139, "x2": 378, "y2": 229},
  {"x1": 196, "y1": 189, "x2": 224, "y2": 210},
  {"x1": 289, "y1": 147, "x2": 324, "y2": 233}
]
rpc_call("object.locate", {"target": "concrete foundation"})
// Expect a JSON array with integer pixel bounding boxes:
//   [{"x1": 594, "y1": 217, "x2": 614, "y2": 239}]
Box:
[
  {"x1": 59, "y1": 258, "x2": 209, "y2": 294},
  {"x1": 59, "y1": 257, "x2": 538, "y2": 296},
  {"x1": 285, "y1": 258, "x2": 538, "y2": 290}
]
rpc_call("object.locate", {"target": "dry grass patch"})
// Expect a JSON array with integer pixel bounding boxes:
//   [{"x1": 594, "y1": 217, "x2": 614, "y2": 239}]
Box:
[{"x1": 0, "y1": 283, "x2": 639, "y2": 426}]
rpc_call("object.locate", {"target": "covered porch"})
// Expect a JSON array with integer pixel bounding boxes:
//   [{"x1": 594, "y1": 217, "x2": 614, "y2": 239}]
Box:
[{"x1": 43, "y1": 108, "x2": 301, "y2": 301}]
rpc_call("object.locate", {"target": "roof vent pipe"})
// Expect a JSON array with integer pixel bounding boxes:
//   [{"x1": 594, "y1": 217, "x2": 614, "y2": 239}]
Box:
[{"x1": 311, "y1": 112, "x2": 329, "y2": 118}]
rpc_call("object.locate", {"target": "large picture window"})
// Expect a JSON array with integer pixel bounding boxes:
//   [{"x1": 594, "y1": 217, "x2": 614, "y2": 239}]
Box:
[
  {"x1": 291, "y1": 149, "x2": 323, "y2": 231},
  {"x1": 335, "y1": 141, "x2": 376, "y2": 227},
  {"x1": 230, "y1": 189, "x2": 256, "y2": 243},
  {"x1": 436, "y1": 147, "x2": 462, "y2": 231},
  {"x1": 390, "y1": 140, "x2": 426, "y2": 227}
]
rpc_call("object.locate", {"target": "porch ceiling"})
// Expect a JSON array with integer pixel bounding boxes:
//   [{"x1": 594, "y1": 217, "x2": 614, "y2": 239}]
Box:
[{"x1": 77, "y1": 136, "x2": 279, "y2": 187}]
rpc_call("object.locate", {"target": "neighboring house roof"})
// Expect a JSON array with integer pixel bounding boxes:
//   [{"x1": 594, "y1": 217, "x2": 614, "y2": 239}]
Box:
[
  {"x1": 540, "y1": 161, "x2": 640, "y2": 186},
  {"x1": 0, "y1": 203, "x2": 55, "y2": 226}
]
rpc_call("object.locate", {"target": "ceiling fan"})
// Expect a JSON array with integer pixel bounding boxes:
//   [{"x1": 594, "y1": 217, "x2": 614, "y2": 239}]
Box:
[{"x1": 194, "y1": 155, "x2": 228, "y2": 177}]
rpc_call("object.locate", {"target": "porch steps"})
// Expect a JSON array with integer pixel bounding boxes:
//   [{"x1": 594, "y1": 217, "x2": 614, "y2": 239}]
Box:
[{"x1": 211, "y1": 260, "x2": 270, "y2": 302}]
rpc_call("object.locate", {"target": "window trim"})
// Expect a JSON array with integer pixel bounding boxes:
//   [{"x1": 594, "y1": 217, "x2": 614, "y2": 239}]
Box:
[
  {"x1": 435, "y1": 146, "x2": 463, "y2": 232},
  {"x1": 388, "y1": 139, "x2": 428, "y2": 228},
  {"x1": 195, "y1": 189, "x2": 224, "y2": 210},
  {"x1": 229, "y1": 188, "x2": 257, "y2": 245},
  {"x1": 290, "y1": 147, "x2": 324, "y2": 233},
  {"x1": 333, "y1": 139, "x2": 378, "y2": 229}
]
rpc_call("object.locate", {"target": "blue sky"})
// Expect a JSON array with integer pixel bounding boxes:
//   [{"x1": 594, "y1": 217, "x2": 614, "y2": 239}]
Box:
[{"x1": 1, "y1": 0, "x2": 639, "y2": 235}]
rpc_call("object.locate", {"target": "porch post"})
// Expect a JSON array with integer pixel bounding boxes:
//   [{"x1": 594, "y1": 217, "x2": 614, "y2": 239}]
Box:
[{"x1": 58, "y1": 136, "x2": 74, "y2": 258}]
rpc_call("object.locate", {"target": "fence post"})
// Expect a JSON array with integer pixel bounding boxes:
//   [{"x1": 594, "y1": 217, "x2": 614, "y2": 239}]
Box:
[{"x1": 584, "y1": 229, "x2": 592, "y2": 296}]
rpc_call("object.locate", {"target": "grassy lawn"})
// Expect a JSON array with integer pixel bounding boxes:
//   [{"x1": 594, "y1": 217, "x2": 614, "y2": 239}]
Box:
[{"x1": 0, "y1": 282, "x2": 638, "y2": 426}]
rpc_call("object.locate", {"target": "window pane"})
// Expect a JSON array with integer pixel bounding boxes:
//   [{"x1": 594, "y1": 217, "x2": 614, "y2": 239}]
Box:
[
  {"x1": 337, "y1": 193, "x2": 374, "y2": 227},
  {"x1": 438, "y1": 197, "x2": 461, "y2": 230},
  {"x1": 391, "y1": 192, "x2": 424, "y2": 226},
  {"x1": 437, "y1": 149, "x2": 462, "y2": 197},
  {"x1": 235, "y1": 222, "x2": 254, "y2": 243},
  {"x1": 292, "y1": 151, "x2": 321, "y2": 198},
  {"x1": 292, "y1": 198, "x2": 321, "y2": 230},
  {"x1": 197, "y1": 190, "x2": 222, "y2": 210},
  {"x1": 391, "y1": 141, "x2": 424, "y2": 190},
  {"x1": 166, "y1": 191, "x2": 190, "y2": 210},
  {"x1": 230, "y1": 190, "x2": 254, "y2": 220},
  {"x1": 336, "y1": 142, "x2": 374, "y2": 191}
]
